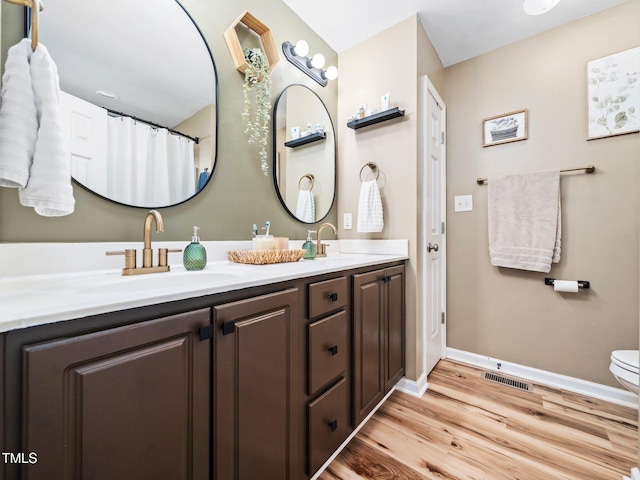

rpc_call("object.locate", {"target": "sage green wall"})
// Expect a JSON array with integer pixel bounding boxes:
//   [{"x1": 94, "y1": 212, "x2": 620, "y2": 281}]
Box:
[
  {"x1": 445, "y1": 0, "x2": 640, "y2": 387},
  {"x1": 0, "y1": 0, "x2": 338, "y2": 242}
]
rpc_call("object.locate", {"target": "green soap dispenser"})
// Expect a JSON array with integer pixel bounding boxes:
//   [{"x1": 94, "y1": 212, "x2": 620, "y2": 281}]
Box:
[
  {"x1": 183, "y1": 226, "x2": 207, "y2": 270},
  {"x1": 302, "y1": 230, "x2": 317, "y2": 260}
]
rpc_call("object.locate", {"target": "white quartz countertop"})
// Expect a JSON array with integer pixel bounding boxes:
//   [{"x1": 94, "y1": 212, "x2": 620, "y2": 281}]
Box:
[{"x1": 0, "y1": 240, "x2": 408, "y2": 333}]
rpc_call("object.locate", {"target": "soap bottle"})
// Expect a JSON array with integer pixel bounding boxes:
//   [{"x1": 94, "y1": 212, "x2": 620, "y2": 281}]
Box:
[
  {"x1": 183, "y1": 226, "x2": 207, "y2": 271},
  {"x1": 302, "y1": 230, "x2": 317, "y2": 260}
]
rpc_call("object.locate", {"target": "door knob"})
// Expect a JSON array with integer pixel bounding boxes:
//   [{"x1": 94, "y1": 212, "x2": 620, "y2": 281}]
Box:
[{"x1": 427, "y1": 243, "x2": 439, "y2": 252}]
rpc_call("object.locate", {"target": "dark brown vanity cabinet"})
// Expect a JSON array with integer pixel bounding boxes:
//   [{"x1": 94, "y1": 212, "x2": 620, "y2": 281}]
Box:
[
  {"x1": 18, "y1": 308, "x2": 211, "y2": 480},
  {"x1": 214, "y1": 288, "x2": 300, "y2": 480},
  {"x1": 1, "y1": 260, "x2": 405, "y2": 480},
  {"x1": 353, "y1": 265, "x2": 405, "y2": 426}
]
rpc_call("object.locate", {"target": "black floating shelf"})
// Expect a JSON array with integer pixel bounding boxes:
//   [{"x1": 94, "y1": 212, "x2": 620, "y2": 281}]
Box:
[
  {"x1": 284, "y1": 131, "x2": 326, "y2": 148},
  {"x1": 347, "y1": 107, "x2": 405, "y2": 130}
]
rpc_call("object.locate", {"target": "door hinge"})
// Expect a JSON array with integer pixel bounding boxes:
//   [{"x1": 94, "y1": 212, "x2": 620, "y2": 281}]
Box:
[
  {"x1": 441, "y1": 222, "x2": 445, "y2": 234},
  {"x1": 441, "y1": 312, "x2": 446, "y2": 324},
  {"x1": 199, "y1": 324, "x2": 214, "y2": 341},
  {"x1": 441, "y1": 131, "x2": 445, "y2": 145}
]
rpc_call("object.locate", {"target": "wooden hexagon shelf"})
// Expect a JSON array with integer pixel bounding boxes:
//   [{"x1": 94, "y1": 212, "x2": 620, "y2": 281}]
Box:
[{"x1": 224, "y1": 10, "x2": 279, "y2": 73}]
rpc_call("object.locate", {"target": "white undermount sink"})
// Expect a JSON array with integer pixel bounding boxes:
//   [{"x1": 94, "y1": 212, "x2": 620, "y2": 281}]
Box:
[
  {"x1": 78, "y1": 270, "x2": 242, "y2": 294},
  {"x1": 3, "y1": 267, "x2": 245, "y2": 296}
]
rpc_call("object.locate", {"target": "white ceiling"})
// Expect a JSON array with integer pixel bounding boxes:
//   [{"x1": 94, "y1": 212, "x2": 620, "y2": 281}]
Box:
[
  {"x1": 40, "y1": 0, "x2": 216, "y2": 128},
  {"x1": 282, "y1": 0, "x2": 631, "y2": 67}
]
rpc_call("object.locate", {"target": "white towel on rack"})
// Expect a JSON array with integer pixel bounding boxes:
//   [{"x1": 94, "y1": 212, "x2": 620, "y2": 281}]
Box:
[
  {"x1": 488, "y1": 169, "x2": 561, "y2": 273},
  {"x1": 19, "y1": 43, "x2": 75, "y2": 216},
  {"x1": 296, "y1": 188, "x2": 315, "y2": 223},
  {"x1": 357, "y1": 180, "x2": 384, "y2": 233},
  {"x1": 0, "y1": 39, "x2": 37, "y2": 188}
]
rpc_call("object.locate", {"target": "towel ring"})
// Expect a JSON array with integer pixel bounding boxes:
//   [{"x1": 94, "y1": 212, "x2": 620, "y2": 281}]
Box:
[
  {"x1": 359, "y1": 162, "x2": 380, "y2": 182},
  {"x1": 298, "y1": 174, "x2": 314, "y2": 191}
]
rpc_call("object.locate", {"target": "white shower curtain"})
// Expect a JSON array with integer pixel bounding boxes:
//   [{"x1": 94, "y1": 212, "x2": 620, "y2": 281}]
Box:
[{"x1": 107, "y1": 116, "x2": 196, "y2": 206}]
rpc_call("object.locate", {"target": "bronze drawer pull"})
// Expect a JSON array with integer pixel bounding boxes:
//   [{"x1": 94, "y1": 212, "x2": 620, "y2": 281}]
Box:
[
  {"x1": 328, "y1": 293, "x2": 339, "y2": 302},
  {"x1": 328, "y1": 345, "x2": 338, "y2": 356},
  {"x1": 328, "y1": 419, "x2": 338, "y2": 432}
]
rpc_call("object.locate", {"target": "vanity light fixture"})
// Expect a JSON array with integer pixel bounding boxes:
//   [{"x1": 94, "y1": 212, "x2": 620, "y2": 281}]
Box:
[
  {"x1": 523, "y1": 0, "x2": 560, "y2": 15},
  {"x1": 282, "y1": 40, "x2": 338, "y2": 87}
]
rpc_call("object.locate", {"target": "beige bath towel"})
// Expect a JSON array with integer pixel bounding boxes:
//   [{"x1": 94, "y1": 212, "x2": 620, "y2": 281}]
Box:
[{"x1": 488, "y1": 169, "x2": 561, "y2": 273}]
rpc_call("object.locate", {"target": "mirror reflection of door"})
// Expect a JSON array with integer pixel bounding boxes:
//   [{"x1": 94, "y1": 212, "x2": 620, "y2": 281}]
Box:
[
  {"x1": 273, "y1": 85, "x2": 335, "y2": 223},
  {"x1": 39, "y1": 0, "x2": 218, "y2": 208}
]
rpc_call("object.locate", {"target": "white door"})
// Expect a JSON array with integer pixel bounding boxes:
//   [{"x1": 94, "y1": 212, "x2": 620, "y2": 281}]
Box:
[
  {"x1": 422, "y1": 76, "x2": 446, "y2": 376},
  {"x1": 59, "y1": 91, "x2": 108, "y2": 196}
]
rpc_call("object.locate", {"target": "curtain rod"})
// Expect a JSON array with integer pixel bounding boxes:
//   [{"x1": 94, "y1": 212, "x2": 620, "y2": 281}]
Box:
[
  {"x1": 107, "y1": 109, "x2": 199, "y2": 144},
  {"x1": 476, "y1": 165, "x2": 595, "y2": 185}
]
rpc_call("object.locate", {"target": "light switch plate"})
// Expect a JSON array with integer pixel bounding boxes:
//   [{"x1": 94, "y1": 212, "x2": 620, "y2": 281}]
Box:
[
  {"x1": 454, "y1": 195, "x2": 473, "y2": 212},
  {"x1": 343, "y1": 213, "x2": 353, "y2": 230}
]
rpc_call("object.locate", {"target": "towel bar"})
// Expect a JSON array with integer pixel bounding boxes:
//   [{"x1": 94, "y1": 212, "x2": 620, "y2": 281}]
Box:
[
  {"x1": 544, "y1": 278, "x2": 590, "y2": 289},
  {"x1": 477, "y1": 165, "x2": 595, "y2": 185}
]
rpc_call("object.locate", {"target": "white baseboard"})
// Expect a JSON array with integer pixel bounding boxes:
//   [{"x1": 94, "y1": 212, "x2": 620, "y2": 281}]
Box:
[
  {"x1": 446, "y1": 347, "x2": 638, "y2": 409},
  {"x1": 395, "y1": 373, "x2": 429, "y2": 398}
]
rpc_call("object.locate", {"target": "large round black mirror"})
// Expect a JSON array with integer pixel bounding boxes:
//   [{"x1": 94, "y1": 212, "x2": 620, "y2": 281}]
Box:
[
  {"x1": 39, "y1": 0, "x2": 218, "y2": 208},
  {"x1": 273, "y1": 85, "x2": 335, "y2": 223}
]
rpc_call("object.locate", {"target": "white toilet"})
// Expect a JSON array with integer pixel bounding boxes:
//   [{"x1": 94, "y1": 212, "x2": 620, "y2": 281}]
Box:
[{"x1": 610, "y1": 350, "x2": 639, "y2": 394}]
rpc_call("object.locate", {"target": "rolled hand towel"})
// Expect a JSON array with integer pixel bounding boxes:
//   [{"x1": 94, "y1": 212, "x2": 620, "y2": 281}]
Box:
[
  {"x1": 0, "y1": 39, "x2": 37, "y2": 188},
  {"x1": 19, "y1": 43, "x2": 75, "y2": 216},
  {"x1": 357, "y1": 180, "x2": 383, "y2": 233}
]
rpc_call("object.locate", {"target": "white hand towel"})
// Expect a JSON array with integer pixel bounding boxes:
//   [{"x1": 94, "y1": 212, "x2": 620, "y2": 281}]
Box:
[
  {"x1": 488, "y1": 169, "x2": 560, "y2": 273},
  {"x1": 0, "y1": 39, "x2": 37, "y2": 188},
  {"x1": 19, "y1": 43, "x2": 75, "y2": 216},
  {"x1": 296, "y1": 188, "x2": 315, "y2": 223},
  {"x1": 357, "y1": 180, "x2": 383, "y2": 233}
]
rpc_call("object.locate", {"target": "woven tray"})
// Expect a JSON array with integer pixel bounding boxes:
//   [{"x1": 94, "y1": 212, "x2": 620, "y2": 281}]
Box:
[{"x1": 227, "y1": 249, "x2": 306, "y2": 265}]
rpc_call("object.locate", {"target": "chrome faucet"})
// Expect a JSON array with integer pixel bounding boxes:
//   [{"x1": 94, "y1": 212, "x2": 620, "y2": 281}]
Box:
[
  {"x1": 316, "y1": 222, "x2": 337, "y2": 257},
  {"x1": 107, "y1": 210, "x2": 180, "y2": 275}
]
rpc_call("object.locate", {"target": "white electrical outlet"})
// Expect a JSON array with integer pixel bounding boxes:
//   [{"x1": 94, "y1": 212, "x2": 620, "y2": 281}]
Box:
[
  {"x1": 343, "y1": 213, "x2": 353, "y2": 230},
  {"x1": 454, "y1": 195, "x2": 473, "y2": 212}
]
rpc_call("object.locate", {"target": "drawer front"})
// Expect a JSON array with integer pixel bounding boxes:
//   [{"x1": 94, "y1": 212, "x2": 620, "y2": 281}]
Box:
[
  {"x1": 308, "y1": 277, "x2": 347, "y2": 319},
  {"x1": 307, "y1": 377, "x2": 349, "y2": 475},
  {"x1": 308, "y1": 311, "x2": 348, "y2": 395}
]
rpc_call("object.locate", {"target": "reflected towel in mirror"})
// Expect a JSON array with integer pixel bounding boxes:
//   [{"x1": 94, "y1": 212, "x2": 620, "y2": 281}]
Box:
[{"x1": 296, "y1": 188, "x2": 315, "y2": 223}]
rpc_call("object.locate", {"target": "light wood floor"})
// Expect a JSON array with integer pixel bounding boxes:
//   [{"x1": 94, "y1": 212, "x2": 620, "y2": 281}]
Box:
[{"x1": 320, "y1": 360, "x2": 638, "y2": 480}]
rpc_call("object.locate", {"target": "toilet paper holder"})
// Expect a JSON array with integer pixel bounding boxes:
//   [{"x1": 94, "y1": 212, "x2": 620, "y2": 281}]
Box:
[{"x1": 544, "y1": 278, "x2": 590, "y2": 289}]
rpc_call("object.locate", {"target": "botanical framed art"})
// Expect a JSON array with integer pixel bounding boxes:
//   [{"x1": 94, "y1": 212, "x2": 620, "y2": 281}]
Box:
[
  {"x1": 587, "y1": 46, "x2": 640, "y2": 140},
  {"x1": 482, "y1": 109, "x2": 528, "y2": 147}
]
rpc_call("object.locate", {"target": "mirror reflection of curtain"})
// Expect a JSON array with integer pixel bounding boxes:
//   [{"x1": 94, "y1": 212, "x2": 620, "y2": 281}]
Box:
[{"x1": 107, "y1": 117, "x2": 195, "y2": 206}]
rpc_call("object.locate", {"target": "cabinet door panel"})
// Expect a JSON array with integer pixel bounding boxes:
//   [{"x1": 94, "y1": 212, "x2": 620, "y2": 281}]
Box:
[
  {"x1": 353, "y1": 270, "x2": 384, "y2": 426},
  {"x1": 385, "y1": 265, "x2": 405, "y2": 391},
  {"x1": 22, "y1": 308, "x2": 211, "y2": 480},
  {"x1": 214, "y1": 288, "x2": 299, "y2": 480}
]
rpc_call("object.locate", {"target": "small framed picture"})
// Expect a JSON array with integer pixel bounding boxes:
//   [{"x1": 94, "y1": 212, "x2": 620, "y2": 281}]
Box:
[
  {"x1": 482, "y1": 109, "x2": 528, "y2": 147},
  {"x1": 587, "y1": 46, "x2": 640, "y2": 140}
]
